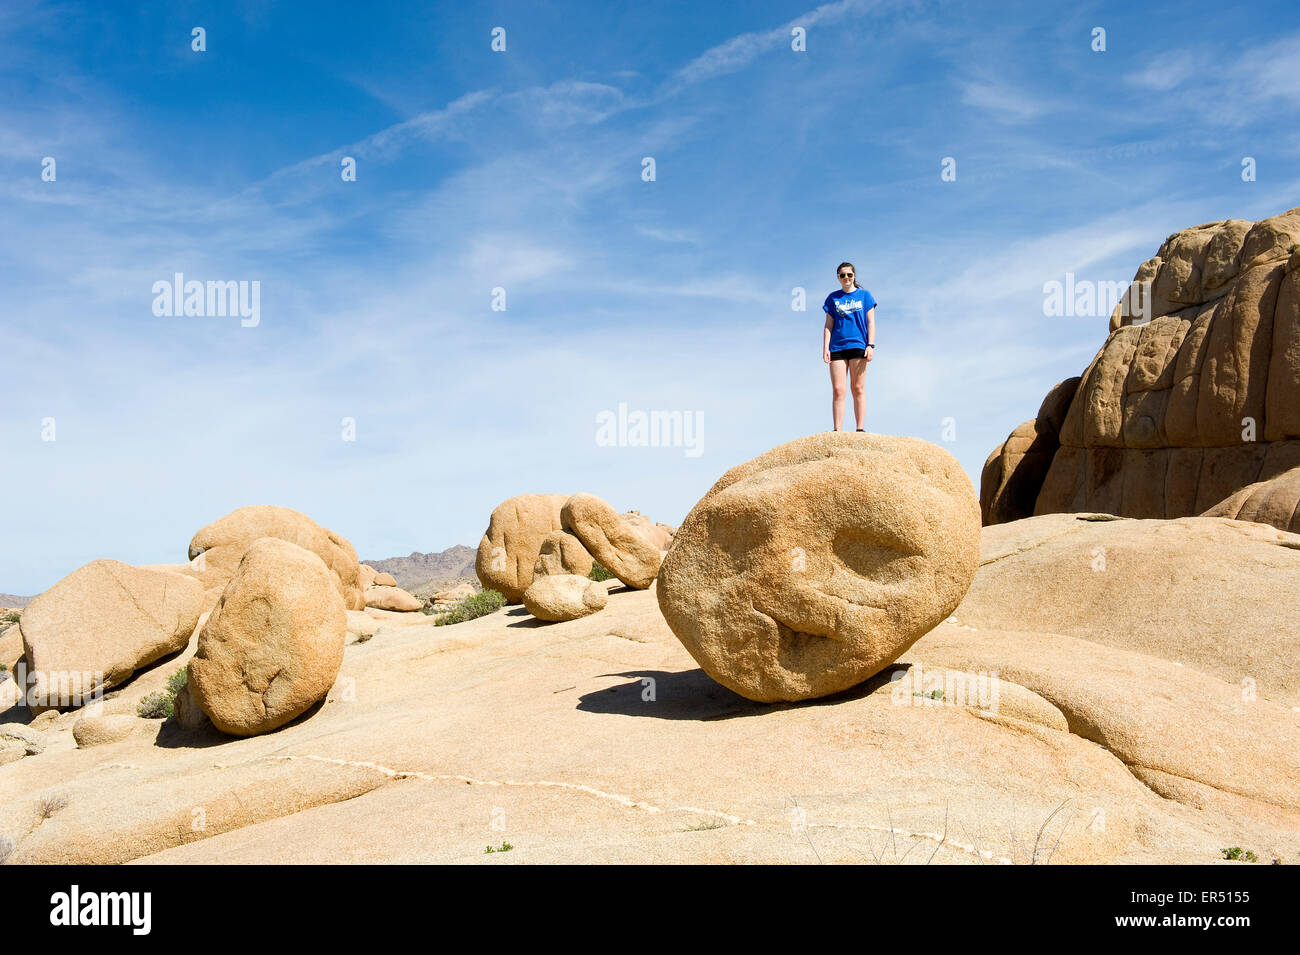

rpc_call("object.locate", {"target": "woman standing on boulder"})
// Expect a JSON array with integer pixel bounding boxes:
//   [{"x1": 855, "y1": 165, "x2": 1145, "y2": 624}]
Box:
[{"x1": 822, "y1": 261, "x2": 877, "y2": 432}]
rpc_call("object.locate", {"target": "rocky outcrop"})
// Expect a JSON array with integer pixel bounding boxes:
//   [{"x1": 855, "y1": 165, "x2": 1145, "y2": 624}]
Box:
[
  {"x1": 658, "y1": 432, "x2": 981, "y2": 702},
  {"x1": 952, "y1": 512, "x2": 1300, "y2": 706},
  {"x1": 188, "y1": 538, "x2": 346, "y2": 737},
  {"x1": 982, "y1": 208, "x2": 1300, "y2": 529},
  {"x1": 1201, "y1": 464, "x2": 1300, "y2": 533}
]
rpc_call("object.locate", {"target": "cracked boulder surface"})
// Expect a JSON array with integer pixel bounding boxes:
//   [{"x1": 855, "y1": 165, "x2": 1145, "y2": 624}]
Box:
[
  {"x1": 982, "y1": 207, "x2": 1300, "y2": 529},
  {"x1": 188, "y1": 537, "x2": 346, "y2": 737},
  {"x1": 16, "y1": 560, "x2": 203, "y2": 709},
  {"x1": 1, "y1": 517, "x2": 1297, "y2": 864},
  {"x1": 658, "y1": 432, "x2": 981, "y2": 702}
]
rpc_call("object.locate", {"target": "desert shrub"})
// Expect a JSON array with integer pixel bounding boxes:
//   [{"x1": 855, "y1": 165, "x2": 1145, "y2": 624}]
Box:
[
  {"x1": 35, "y1": 792, "x2": 69, "y2": 820},
  {"x1": 1222, "y1": 846, "x2": 1258, "y2": 862},
  {"x1": 434, "y1": 590, "x2": 505, "y2": 626},
  {"x1": 0, "y1": 610, "x2": 20, "y2": 625},
  {"x1": 484, "y1": 842, "x2": 513, "y2": 853},
  {"x1": 137, "y1": 668, "x2": 189, "y2": 719},
  {"x1": 588, "y1": 562, "x2": 615, "y2": 582}
]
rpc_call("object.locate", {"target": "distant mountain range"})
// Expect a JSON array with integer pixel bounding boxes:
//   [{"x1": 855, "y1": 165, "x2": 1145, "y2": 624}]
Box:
[
  {"x1": 363, "y1": 545, "x2": 478, "y2": 597},
  {"x1": 0, "y1": 593, "x2": 32, "y2": 609}
]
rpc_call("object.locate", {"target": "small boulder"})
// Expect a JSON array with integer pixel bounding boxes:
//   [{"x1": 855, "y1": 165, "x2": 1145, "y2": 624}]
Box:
[
  {"x1": 533, "y1": 530, "x2": 595, "y2": 578},
  {"x1": 523, "y1": 574, "x2": 609, "y2": 622},
  {"x1": 363, "y1": 585, "x2": 423, "y2": 612},
  {"x1": 372, "y1": 571, "x2": 398, "y2": 587},
  {"x1": 72, "y1": 713, "x2": 141, "y2": 748},
  {"x1": 432, "y1": 583, "x2": 477, "y2": 605},
  {"x1": 562, "y1": 494, "x2": 662, "y2": 589},
  {"x1": 188, "y1": 537, "x2": 347, "y2": 737}
]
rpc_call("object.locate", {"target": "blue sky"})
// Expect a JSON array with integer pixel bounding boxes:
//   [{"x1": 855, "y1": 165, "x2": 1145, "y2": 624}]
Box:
[{"x1": 3, "y1": 0, "x2": 1299, "y2": 594}]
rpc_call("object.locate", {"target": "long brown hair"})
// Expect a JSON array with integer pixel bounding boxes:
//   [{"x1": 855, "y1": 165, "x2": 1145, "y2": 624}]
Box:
[{"x1": 836, "y1": 261, "x2": 862, "y2": 290}]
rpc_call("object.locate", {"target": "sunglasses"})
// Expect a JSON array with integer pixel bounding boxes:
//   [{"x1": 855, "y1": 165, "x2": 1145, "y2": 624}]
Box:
[{"x1": 838, "y1": 272, "x2": 854, "y2": 278}]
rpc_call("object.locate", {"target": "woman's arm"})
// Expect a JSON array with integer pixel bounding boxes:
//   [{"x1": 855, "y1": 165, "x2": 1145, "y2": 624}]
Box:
[
  {"x1": 823, "y1": 313, "x2": 833, "y2": 363},
  {"x1": 864, "y1": 306, "x2": 876, "y2": 361}
]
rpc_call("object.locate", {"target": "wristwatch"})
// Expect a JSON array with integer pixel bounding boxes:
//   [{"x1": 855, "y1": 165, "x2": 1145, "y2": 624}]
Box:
[{"x1": 866, "y1": 343, "x2": 875, "y2": 348}]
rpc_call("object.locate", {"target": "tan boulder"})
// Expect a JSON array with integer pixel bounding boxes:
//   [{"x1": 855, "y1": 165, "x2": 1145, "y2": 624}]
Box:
[
  {"x1": 657, "y1": 432, "x2": 981, "y2": 702},
  {"x1": 373, "y1": 572, "x2": 397, "y2": 587},
  {"x1": 187, "y1": 505, "x2": 364, "y2": 611},
  {"x1": 983, "y1": 208, "x2": 1300, "y2": 530},
  {"x1": 432, "y1": 583, "x2": 476, "y2": 606},
  {"x1": 1202, "y1": 464, "x2": 1300, "y2": 533},
  {"x1": 522, "y1": 574, "x2": 608, "y2": 622},
  {"x1": 17, "y1": 561, "x2": 203, "y2": 709},
  {"x1": 475, "y1": 494, "x2": 569, "y2": 602},
  {"x1": 562, "y1": 494, "x2": 661, "y2": 589},
  {"x1": 532, "y1": 530, "x2": 594, "y2": 578},
  {"x1": 1, "y1": 623, "x2": 23, "y2": 674},
  {"x1": 358, "y1": 564, "x2": 378, "y2": 589},
  {"x1": 954, "y1": 513, "x2": 1300, "y2": 706},
  {"x1": 621, "y1": 511, "x2": 672, "y2": 551},
  {"x1": 363, "y1": 585, "x2": 423, "y2": 613},
  {"x1": 188, "y1": 538, "x2": 347, "y2": 736},
  {"x1": 72, "y1": 713, "x2": 142, "y2": 748}
]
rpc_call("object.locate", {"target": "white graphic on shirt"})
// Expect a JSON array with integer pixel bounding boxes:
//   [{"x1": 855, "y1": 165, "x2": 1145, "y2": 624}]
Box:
[{"x1": 833, "y1": 295, "x2": 866, "y2": 314}]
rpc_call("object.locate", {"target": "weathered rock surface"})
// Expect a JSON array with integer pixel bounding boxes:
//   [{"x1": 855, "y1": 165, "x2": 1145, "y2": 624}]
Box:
[
  {"x1": 532, "y1": 530, "x2": 595, "y2": 579},
  {"x1": 363, "y1": 585, "x2": 423, "y2": 613},
  {"x1": 562, "y1": 494, "x2": 662, "y2": 589},
  {"x1": 475, "y1": 494, "x2": 569, "y2": 602},
  {"x1": 982, "y1": 208, "x2": 1300, "y2": 529},
  {"x1": 17, "y1": 560, "x2": 203, "y2": 708},
  {"x1": 187, "y1": 505, "x2": 364, "y2": 611},
  {"x1": 522, "y1": 574, "x2": 608, "y2": 621},
  {"x1": 953, "y1": 512, "x2": 1300, "y2": 706},
  {"x1": 1202, "y1": 464, "x2": 1300, "y2": 533},
  {"x1": 188, "y1": 538, "x2": 347, "y2": 737},
  {"x1": 2, "y1": 579, "x2": 1292, "y2": 865},
  {"x1": 658, "y1": 432, "x2": 981, "y2": 702}
]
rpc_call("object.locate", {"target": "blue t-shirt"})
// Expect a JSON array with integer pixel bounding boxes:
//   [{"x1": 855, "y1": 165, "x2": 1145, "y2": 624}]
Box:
[{"x1": 823, "y1": 287, "x2": 877, "y2": 351}]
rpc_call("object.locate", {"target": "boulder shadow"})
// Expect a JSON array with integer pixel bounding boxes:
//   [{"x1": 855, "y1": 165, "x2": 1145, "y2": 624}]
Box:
[
  {"x1": 153, "y1": 695, "x2": 328, "y2": 749},
  {"x1": 576, "y1": 666, "x2": 900, "y2": 722}
]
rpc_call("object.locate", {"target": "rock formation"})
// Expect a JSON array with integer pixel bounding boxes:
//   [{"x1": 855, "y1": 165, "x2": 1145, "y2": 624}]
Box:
[
  {"x1": 16, "y1": 560, "x2": 203, "y2": 709},
  {"x1": 561, "y1": 494, "x2": 662, "y2": 589},
  {"x1": 475, "y1": 494, "x2": 569, "y2": 602},
  {"x1": 522, "y1": 573, "x2": 608, "y2": 621},
  {"x1": 983, "y1": 207, "x2": 1300, "y2": 529},
  {"x1": 188, "y1": 538, "x2": 346, "y2": 736},
  {"x1": 532, "y1": 530, "x2": 595, "y2": 579},
  {"x1": 658, "y1": 432, "x2": 981, "y2": 702}
]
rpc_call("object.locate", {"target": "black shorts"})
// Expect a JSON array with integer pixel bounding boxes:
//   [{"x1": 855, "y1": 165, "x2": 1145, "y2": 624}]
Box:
[{"x1": 829, "y1": 348, "x2": 866, "y2": 360}]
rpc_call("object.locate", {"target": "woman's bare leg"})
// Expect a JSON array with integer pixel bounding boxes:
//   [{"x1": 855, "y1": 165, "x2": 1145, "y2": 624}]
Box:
[
  {"x1": 829, "y1": 358, "x2": 848, "y2": 430},
  {"x1": 849, "y1": 357, "x2": 869, "y2": 430}
]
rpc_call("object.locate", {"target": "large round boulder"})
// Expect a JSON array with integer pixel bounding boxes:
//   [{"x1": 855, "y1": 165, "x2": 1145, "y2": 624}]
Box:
[
  {"x1": 1201, "y1": 464, "x2": 1300, "y2": 533},
  {"x1": 18, "y1": 560, "x2": 204, "y2": 709},
  {"x1": 523, "y1": 574, "x2": 608, "y2": 622},
  {"x1": 475, "y1": 494, "x2": 568, "y2": 602},
  {"x1": 187, "y1": 505, "x2": 364, "y2": 611},
  {"x1": 657, "y1": 432, "x2": 981, "y2": 702},
  {"x1": 363, "y1": 585, "x2": 423, "y2": 612},
  {"x1": 188, "y1": 537, "x2": 346, "y2": 736},
  {"x1": 562, "y1": 494, "x2": 662, "y2": 589}
]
